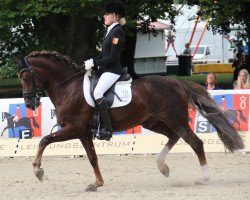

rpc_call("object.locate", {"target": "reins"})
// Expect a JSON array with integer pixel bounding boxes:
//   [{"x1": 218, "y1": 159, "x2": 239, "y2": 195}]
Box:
[{"x1": 45, "y1": 69, "x2": 85, "y2": 93}]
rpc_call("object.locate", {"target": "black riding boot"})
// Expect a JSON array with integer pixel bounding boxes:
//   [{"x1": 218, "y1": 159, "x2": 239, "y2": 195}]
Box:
[{"x1": 92, "y1": 97, "x2": 112, "y2": 141}]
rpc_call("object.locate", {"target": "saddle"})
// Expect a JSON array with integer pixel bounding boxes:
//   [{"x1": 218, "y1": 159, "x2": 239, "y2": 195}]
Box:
[{"x1": 89, "y1": 68, "x2": 132, "y2": 107}]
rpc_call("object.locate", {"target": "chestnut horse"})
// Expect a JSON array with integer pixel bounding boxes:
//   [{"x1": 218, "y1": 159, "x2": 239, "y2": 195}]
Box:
[{"x1": 17, "y1": 51, "x2": 244, "y2": 191}]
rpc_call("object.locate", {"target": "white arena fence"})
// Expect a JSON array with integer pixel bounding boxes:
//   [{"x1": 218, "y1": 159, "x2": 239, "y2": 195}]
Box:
[{"x1": 0, "y1": 90, "x2": 250, "y2": 157}]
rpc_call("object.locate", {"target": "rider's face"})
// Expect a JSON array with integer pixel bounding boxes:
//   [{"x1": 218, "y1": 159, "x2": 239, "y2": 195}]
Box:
[{"x1": 103, "y1": 13, "x2": 115, "y2": 26}]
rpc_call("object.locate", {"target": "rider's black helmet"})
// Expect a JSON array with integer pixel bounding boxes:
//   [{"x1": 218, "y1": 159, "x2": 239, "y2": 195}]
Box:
[{"x1": 104, "y1": 1, "x2": 125, "y2": 17}]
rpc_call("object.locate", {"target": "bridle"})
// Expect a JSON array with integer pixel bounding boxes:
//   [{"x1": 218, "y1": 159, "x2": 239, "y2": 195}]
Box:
[
  {"x1": 18, "y1": 57, "x2": 85, "y2": 104},
  {"x1": 18, "y1": 57, "x2": 44, "y2": 105}
]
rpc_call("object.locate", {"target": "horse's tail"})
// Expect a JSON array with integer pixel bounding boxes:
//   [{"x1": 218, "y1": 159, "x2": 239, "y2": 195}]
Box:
[
  {"x1": 30, "y1": 117, "x2": 40, "y2": 128},
  {"x1": 180, "y1": 80, "x2": 244, "y2": 152}
]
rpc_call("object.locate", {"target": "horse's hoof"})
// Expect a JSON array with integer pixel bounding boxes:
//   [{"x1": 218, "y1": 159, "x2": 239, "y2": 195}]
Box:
[
  {"x1": 85, "y1": 184, "x2": 97, "y2": 192},
  {"x1": 194, "y1": 177, "x2": 209, "y2": 185},
  {"x1": 35, "y1": 168, "x2": 44, "y2": 182},
  {"x1": 159, "y1": 164, "x2": 170, "y2": 177}
]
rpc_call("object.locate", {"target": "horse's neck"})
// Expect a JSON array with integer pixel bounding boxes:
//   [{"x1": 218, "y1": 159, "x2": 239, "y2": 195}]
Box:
[
  {"x1": 47, "y1": 77, "x2": 83, "y2": 109},
  {"x1": 31, "y1": 58, "x2": 74, "y2": 86}
]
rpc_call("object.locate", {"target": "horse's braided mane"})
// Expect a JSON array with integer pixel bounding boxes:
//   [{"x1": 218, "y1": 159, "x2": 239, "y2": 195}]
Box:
[{"x1": 27, "y1": 50, "x2": 81, "y2": 72}]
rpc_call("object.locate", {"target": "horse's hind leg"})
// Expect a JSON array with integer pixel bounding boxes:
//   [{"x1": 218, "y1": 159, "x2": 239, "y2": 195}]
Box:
[
  {"x1": 178, "y1": 125, "x2": 209, "y2": 184},
  {"x1": 142, "y1": 119, "x2": 180, "y2": 177},
  {"x1": 79, "y1": 137, "x2": 104, "y2": 192}
]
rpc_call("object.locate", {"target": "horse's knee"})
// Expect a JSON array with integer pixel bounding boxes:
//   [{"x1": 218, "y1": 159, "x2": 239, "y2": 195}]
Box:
[{"x1": 39, "y1": 136, "x2": 51, "y2": 147}]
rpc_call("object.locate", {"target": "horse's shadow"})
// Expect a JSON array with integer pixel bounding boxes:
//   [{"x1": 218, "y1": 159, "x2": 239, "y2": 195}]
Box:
[{"x1": 1, "y1": 112, "x2": 39, "y2": 138}]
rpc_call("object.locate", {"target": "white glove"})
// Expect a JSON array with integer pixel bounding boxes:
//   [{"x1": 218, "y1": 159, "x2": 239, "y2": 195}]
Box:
[{"x1": 84, "y1": 59, "x2": 94, "y2": 70}]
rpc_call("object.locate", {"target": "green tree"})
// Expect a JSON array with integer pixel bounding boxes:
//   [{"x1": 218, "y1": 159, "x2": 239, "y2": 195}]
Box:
[
  {"x1": 0, "y1": 0, "x2": 176, "y2": 67},
  {"x1": 2, "y1": 0, "x2": 248, "y2": 73}
]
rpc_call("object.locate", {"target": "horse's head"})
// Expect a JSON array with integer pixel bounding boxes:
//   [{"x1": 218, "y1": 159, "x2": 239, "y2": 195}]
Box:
[
  {"x1": 17, "y1": 51, "x2": 84, "y2": 110},
  {"x1": 17, "y1": 57, "x2": 42, "y2": 110}
]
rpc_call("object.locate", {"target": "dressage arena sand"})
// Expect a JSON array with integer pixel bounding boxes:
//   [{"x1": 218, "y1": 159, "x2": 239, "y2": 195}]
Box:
[{"x1": 0, "y1": 152, "x2": 250, "y2": 200}]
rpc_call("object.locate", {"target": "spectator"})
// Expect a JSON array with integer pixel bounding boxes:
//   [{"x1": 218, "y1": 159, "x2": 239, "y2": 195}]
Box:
[
  {"x1": 183, "y1": 42, "x2": 191, "y2": 55},
  {"x1": 234, "y1": 69, "x2": 250, "y2": 89},
  {"x1": 232, "y1": 51, "x2": 246, "y2": 82},
  {"x1": 204, "y1": 73, "x2": 221, "y2": 90}
]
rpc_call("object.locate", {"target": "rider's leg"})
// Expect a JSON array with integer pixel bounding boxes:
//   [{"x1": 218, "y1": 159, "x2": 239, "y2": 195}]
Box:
[
  {"x1": 93, "y1": 98, "x2": 112, "y2": 140},
  {"x1": 93, "y1": 72, "x2": 120, "y2": 141}
]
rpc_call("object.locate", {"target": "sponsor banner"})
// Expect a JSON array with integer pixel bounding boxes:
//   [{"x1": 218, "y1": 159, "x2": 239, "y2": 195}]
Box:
[
  {"x1": 14, "y1": 135, "x2": 135, "y2": 157},
  {"x1": 0, "y1": 98, "x2": 58, "y2": 139},
  {"x1": 94, "y1": 135, "x2": 135, "y2": 155},
  {"x1": 133, "y1": 133, "x2": 227, "y2": 154},
  {"x1": 244, "y1": 133, "x2": 250, "y2": 152},
  {"x1": 15, "y1": 139, "x2": 86, "y2": 157},
  {"x1": 1, "y1": 90, "x2": 250, "y2": 139},
  {"x1": 0, "y1": 139, "x2": 19, "y2": 157},
  {"x1": 1, "y1": 133, "x2": 249, "y2": 157},
  {"x1": 1, "y1": 90, "x2": 250, "y2": 156},
  {"x1": 189, "y1": 90, "x2": 250, "y2": 133}
]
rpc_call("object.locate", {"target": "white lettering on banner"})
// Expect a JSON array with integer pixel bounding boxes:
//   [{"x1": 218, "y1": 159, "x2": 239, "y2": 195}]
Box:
[{"x1": 240, "y1": 96, "x2": 247, "y2": 109}]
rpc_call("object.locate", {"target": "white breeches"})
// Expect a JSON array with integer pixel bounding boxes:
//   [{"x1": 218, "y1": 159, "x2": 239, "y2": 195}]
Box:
[{"x1": 94, "y1": 72, "x2": 120, "y2": 100}]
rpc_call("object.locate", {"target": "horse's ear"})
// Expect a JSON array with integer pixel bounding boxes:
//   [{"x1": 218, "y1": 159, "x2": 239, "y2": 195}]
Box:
[{"x1": 14, "y1": 55, "x2": 26, "y2": 72}]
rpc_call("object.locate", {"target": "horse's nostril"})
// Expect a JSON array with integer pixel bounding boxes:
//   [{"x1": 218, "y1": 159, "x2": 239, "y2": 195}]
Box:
[{"x1": 26, "y1": 104, "x2": 31, "y2": 108}]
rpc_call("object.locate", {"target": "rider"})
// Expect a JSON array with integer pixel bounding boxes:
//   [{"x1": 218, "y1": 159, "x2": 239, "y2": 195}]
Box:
[
  {"x1": 84, "y1": 0, "x2": 126, "y2": 141},
  {"x1": 13, "y1": 105, "x2": 21, "y2": 123}
]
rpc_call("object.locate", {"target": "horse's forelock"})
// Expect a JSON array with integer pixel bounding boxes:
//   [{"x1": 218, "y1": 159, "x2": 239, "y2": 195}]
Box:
[{"x1": 27, "y1": 50, "x2": 80, "y2": 71}]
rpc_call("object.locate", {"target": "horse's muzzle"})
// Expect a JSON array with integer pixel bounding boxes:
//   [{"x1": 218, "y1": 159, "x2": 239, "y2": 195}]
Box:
[{"x1": 25, "y1": 97, "x2": 40, "y2": 111}]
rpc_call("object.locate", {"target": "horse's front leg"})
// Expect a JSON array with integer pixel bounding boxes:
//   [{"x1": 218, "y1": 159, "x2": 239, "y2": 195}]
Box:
[
  {"x1": 32, "y1": 125, "x2": 78, "y2": 181},
  {"x1": 79, "y1": 137, "x2": 104, "y2": 192}
]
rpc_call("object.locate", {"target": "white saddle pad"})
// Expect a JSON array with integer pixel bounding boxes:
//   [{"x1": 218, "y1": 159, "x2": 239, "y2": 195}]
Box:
[{"x1": 83, "y1": 69, "x2": 132, "y2": 108}]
